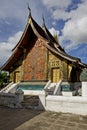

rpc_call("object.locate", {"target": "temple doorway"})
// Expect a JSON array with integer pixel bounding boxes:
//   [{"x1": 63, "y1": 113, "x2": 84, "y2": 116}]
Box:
[{"x1": 51, "y1": 68, "x2": 61, "y2": 82}]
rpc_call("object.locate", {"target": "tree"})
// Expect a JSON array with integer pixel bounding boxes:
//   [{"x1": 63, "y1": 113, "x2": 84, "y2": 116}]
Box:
[{"x1": 0, "y1": 70, "x2": 9, "y2": 88}]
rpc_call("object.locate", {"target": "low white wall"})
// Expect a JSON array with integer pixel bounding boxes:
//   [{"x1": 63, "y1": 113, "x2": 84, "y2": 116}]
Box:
[
  {"x1": 45, "y1": 95, "x2": 87, "y2": 115},
  {"x1": 0, "y1": 91, "x2": 24, "y2": 107},
  {"x1": 0, "y1": 82, "x2": 13, "y2": 93},
  {"x1": 22, "y1": 90, "x2": 45, "y2": 96},
  {"x1": 0, "y1": 93, "x2": 15, "y2": 106},
  {"x1": 21, "y1": 89, "x2": 87, "y2": 115},
  {"x1": 0, "y1": 82, "x2": 19, "y2": 93},
  {"x1": 6, "y1": 83, "x2": 19, "y2": 93}
]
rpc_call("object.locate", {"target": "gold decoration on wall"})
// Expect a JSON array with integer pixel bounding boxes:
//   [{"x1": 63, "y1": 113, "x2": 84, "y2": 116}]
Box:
[{"x1": 49, "y1": 60, "x2": 60, "y2": 67}]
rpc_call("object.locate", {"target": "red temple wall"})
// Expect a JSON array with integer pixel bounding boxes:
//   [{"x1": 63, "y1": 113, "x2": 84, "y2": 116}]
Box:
[{"x1": 23, "y1": 39, "x2": 47, "y2": 81}]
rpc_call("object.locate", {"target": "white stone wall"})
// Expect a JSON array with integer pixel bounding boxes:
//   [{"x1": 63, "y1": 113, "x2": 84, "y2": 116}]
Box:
[
  {"x1": 45, "y1": 95, "x2": 87, "y2": 115},
  {"x1": 0, "y1": 91, "x2": 24, "y2": 107},
  {"x1": 38, "y1": 91, "x2": 46, "y2": 110},
  {"x1": 22, "y1": 90, "x2": 45, "y2": 96},
  {"x1": 82, "y1": 82, "x2": 87, "y2": 97},
  {"x1": 1, "y1": 81, "x2": 87, "y2": 116},
  {"x1": 21, "y1": 89, "x2": 87, "y2": 115}
]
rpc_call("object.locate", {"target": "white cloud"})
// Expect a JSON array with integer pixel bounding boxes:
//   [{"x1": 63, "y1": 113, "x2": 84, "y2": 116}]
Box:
[
  {"x1": 0, "y1": 0, "x2": 45, "y2": 26},
  {"x1": 49, "y1": 27, "x2": 59, "y2": 36},
  {"x1": 0, "y1": 31, "x2": 23, "y2": 66},
  {"x1": 0, "y1": 0, "x2": 27, "y2": 22},
  {"x1": 62, "y1": 17, "x2": 87, "y2": 42},
  {"x1": 60, "y1": 1, "x2": 87, "y2": 51},
  {"x1": 42, "y1": 0, "x2": 87, "y2": 51},
  {"x1": 42, "y1": 0, "x2": 71, "y2": 9},
  {"x1": 8, "y1": 31, "x2": 22, "y2": 45},
  {"x1": 42, "y1": 0, "x2": 72, "y2": 20}
]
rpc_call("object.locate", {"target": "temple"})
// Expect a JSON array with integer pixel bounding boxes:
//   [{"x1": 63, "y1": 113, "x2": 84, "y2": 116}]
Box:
[{"x1": 1, "y1": 10, "x2": 87, "y2": 83}]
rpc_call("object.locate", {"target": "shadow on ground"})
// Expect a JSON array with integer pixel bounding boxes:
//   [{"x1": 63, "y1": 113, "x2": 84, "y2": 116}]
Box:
[
  {"x1": 0, "y1": 106, "x2": 43, "y2": 130},
  {"x1": 0, "y1": 106, "x2": 87, "y2": 130}
]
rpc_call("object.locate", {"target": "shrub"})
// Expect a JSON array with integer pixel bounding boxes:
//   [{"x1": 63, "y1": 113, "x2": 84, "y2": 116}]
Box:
[{"x1": 0, "y1": 70, "x2": 9, "y2": 89}]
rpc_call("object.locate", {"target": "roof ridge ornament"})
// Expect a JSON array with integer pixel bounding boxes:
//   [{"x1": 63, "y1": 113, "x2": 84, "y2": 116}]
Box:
[
  {"x1": 27, "y1": 3, "x2": 31, "y2": 17},
  {"x1": 42, "y1": 15, "x2": 46, "y2": 27}
]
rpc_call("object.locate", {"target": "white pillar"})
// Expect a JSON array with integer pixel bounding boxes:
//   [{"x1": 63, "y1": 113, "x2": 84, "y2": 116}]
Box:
[{"x1": 82, "y1": 82, "x2": 87, "y2": 97}]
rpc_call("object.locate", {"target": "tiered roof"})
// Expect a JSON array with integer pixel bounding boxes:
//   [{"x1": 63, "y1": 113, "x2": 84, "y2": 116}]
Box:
[{"x1": 1, "y1": 10, "x2": 87, "y2": 70}]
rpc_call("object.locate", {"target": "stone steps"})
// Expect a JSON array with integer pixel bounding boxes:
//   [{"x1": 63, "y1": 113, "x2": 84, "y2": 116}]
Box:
[{"x1": 21, "y1": 95, "x2": 39, "y2": 108}]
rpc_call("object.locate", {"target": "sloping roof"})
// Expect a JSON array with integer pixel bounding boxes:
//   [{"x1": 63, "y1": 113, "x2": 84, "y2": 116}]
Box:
[{"x1": 1, "y1": 14, "x2": 87, "y2": 70}]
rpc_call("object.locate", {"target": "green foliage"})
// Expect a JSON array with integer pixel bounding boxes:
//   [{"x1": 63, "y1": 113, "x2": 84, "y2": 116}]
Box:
[
  {"x1": 80, "y1": 68, "x2": 87, "y2": 81},
  {"x1": 0, "y1": 70, "x2": 8, "y2": 87}
]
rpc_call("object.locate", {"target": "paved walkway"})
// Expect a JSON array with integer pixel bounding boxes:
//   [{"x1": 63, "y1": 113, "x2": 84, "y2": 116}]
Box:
[{"x1": 0, "y1": 106, "x2": 87, "y2": 130}]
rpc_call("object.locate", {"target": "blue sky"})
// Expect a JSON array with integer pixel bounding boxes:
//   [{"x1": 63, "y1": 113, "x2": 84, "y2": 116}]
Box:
[{"x1": 0, "y1": 0, "x2": 87, "y2": 67}]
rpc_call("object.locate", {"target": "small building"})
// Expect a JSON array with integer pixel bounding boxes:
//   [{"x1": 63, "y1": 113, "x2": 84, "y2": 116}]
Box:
[{"x1": 1, "y1": 11, "x2": 87, "y2": 83}]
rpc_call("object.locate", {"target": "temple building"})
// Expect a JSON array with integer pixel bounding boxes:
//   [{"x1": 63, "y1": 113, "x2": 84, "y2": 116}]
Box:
[{"x1": 1, "y1": 10, "x2": 87, "y2": 83}]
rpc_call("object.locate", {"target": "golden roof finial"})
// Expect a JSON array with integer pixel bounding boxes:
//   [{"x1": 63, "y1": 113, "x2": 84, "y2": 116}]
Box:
[
  {"x1": 27, "y1": 3, "x2": 31, "y2": 17},
  {"x1": 42, "y1": 15, "x2": 45, "y2": 27}
]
